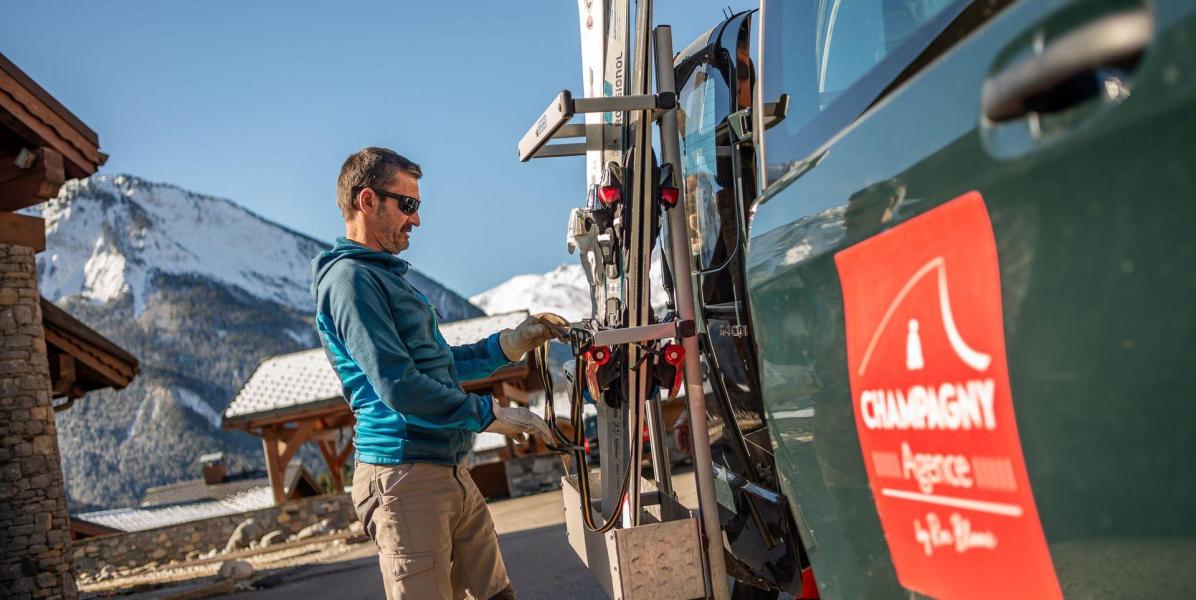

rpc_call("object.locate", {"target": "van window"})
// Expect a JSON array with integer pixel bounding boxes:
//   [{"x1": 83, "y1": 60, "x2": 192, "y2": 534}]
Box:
[
  {"x1": 679, "y1": 66, "x2": 726, "y2": 270},
  {"x1": 761, "y1": 0, "x2": 965, "y2": 185}
]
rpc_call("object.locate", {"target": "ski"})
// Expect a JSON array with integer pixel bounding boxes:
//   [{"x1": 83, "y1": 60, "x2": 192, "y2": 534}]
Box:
[
  {"x1": 571, "y1": 0, "x2": 608, "y2": 322},
  {"x1": 621, "y1": 0, "x2": 655, "y2": 528},
  {"x1": 577, "y1": 0, "x2": 604, "y2": 190},
  {"x1": 598, "y1": 0, "x2": 631, "y2": 521}
]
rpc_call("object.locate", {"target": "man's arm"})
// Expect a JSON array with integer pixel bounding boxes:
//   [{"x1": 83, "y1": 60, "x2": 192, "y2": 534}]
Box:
[
  {"x1": 323, "y1": 267, "x2": 494, "y2": 432},
  {"x1": 450, "y1": 334, "x2": 511, "y2": 382}
]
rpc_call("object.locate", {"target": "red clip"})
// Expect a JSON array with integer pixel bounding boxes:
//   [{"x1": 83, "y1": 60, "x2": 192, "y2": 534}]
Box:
[
  {"x1": 598, "y1": 185, "x2": 621, "y2": 205},
  {"x1": 662, "y1": 343, "x2": 684, "y2": 366},
  {"x1": 659, "y1": 186, "x2": 680, "y2": 208},
  {"x1": 587, "y1": 346, "x2": 612, "y2": 366},
  {"x1": 661, "y1": 344, "x2": 684, "y2": 399}
]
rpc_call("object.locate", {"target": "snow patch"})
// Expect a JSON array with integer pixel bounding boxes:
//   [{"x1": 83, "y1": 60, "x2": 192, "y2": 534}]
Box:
[
  {"x1": 285, "y1": 328, "x2": 314, "y2": 346},
  {"x1": 471, "y1": 258, "x2": 669, "y2": 322},
  {"x1": 174, "y1": 388, "x2": 222, "y2": 430}
]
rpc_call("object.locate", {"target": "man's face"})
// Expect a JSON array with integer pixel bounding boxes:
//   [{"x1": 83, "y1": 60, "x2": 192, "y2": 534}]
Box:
[{"x1": 363, "y1": 172, "x2": 421, "y2": 254}]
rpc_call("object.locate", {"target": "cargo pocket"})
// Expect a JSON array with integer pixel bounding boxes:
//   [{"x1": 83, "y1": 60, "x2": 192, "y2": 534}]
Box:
[
  {"x1": 380, "y1": 552, "x2": 436, "y2": 595},
  {"x1": 351, "y1": 474, "x2": 380, "y2": 542}
]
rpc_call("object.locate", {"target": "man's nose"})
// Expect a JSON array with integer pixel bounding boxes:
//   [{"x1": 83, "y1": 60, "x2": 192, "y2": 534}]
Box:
[{"x1": 409, "y1": 211, "x2": 420, "y2": 227}]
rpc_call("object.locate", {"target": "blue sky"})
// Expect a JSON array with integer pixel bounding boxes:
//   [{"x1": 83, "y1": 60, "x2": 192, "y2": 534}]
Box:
[{"x1": 1, "y1": 1, "x2": 753, "y2": 296}]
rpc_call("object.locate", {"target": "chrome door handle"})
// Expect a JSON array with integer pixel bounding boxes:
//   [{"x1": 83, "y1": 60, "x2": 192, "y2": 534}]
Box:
[{"x1": 982, "y1": 9, "x2": 1153, "y2": 123}]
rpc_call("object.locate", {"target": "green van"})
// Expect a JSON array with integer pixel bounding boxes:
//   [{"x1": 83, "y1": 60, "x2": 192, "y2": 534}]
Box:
[{"x1": 675, "y1": 0, "x2": 1196, "y2": 597}]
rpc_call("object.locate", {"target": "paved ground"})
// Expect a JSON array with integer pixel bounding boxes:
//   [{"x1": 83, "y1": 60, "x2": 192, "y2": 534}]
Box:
[{"x1": 210, "y1": 466, "x2": 700, "y2": 600}]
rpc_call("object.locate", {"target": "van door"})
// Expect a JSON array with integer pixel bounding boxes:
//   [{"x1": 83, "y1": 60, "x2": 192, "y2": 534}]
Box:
[{"x1": 750, "y1": 0, "x2": 1196, "y2": 597}]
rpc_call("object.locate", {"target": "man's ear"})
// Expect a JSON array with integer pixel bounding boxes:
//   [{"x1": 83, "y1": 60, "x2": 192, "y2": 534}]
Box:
[{"x1": 357, "y1": 188, "x2": 378, "y2": 216}]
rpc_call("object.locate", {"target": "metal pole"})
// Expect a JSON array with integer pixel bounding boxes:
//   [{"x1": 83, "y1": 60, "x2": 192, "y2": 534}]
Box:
[
  {"x1": 645, "y1": 393, "x2": 674, "y2": 509},
  {"x1": 654, "y1": 25, "x2": 731, "y2": 600}
]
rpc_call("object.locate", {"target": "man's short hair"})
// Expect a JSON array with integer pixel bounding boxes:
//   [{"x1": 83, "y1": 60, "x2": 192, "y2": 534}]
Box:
[{"x1": 337, "y1": 147, "x2": 423, "y2": 219}]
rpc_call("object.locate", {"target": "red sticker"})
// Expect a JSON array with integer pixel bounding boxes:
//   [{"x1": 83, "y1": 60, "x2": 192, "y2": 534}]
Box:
[{"x1": 835, "y1": 192, "x2": 1060, "y2": 599}]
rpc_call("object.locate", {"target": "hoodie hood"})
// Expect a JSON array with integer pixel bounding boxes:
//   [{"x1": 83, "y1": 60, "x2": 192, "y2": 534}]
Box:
[{"x1": 311, "y1": 237, "x2": 410, "y2": 298}]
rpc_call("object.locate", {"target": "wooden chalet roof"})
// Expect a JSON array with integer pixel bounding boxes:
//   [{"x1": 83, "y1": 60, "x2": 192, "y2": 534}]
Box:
[
  {"x1": 141, "y1": 464, "x2": 319, "y2": 507},
  {"x1": 223, "y1": 311, "x2": 531, "y2": 428},
  {"x1": 1, "y1": 50, "x2": 106, "y2": 250},
  {"x1": 0, "y1": 51, "x2": 104, "y2": 184},
  {"x1": 41, "y1": 297, "x2": 139, "y2": 400},
  {"x1": 75, "y1": 465, "x2": 321, "y2": 533}
]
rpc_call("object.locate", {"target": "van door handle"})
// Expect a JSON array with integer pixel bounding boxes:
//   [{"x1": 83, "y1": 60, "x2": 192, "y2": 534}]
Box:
[{"x1": 982, "y1": 9, "x2": 1153, "y2": 123}]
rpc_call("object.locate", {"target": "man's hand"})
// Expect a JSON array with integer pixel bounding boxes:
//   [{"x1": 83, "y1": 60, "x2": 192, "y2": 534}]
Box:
[
  {"x1": 499, "y1": 312, "x2": 570, "y2": 361},
  {"x1": 484, "y1": 398, "x2": 554, "y2": 442}
]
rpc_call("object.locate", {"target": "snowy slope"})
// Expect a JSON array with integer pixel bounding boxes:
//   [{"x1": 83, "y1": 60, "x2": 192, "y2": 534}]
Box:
[
  {"x1": 471, "y1": 255, "x2": 670, "y2": 322},
  {"x1": 471, "y1": 264, "x2": 593, "y2": 321},
  {"x1": 32, "y1": 174, "x2": 480, "y2": 320}
]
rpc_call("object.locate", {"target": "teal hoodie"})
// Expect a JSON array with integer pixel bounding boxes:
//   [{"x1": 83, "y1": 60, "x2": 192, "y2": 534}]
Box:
[{"x1": 311, "y1": 237, "x2": 505, "y2": 465}]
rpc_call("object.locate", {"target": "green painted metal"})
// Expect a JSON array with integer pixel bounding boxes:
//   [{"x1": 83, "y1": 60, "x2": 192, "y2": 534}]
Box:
[{"x1": 746, "y1": 0, "x2": 1196, "y2": 597}]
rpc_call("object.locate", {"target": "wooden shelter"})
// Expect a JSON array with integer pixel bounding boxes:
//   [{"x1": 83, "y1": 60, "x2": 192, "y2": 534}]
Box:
[{"x1": 223, "y1": 311, "x2": 544, "y2": 505}]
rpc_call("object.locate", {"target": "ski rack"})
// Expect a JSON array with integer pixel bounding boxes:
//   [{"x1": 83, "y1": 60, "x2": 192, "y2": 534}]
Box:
[
  {"x1": 517, "y1": 91, "x2": 676, "y2": 162},
  {"x1": 516, "y1": 21, "x2": 731, "y2": 600},
  {"x1": 568, "y1": 320, "x2": 695, "y2": 358}
]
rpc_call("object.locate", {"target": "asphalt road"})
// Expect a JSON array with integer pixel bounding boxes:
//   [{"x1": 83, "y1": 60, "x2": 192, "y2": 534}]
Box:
[
  {"x1": 216, "y1": 468, "x2": 699, "y2": 599},
  {"x1": 218, "y1": 522, "x2": 605, "y2": 600}
]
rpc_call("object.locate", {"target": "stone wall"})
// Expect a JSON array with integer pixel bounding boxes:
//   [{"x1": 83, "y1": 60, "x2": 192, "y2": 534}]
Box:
[
  {"x1": 0, "y1": 243, "x2": 76, "y2": 599},
  {"x1": 504, "y1": 453, "x2": 565, "y2": 498},
  {"x1": 73, "y1": 493, "x2": 355, "y2": 577}
]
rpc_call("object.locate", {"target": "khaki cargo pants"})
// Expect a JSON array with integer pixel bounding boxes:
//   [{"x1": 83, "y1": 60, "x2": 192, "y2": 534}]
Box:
[{"x1": 352, "y1": 461, "x2": 514, "y2": 600}]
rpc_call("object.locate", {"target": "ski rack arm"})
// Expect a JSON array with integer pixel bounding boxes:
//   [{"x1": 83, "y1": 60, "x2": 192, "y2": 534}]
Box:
[
  {"x1": 517, "y1": 90, "x2": 677, "y2": 162},
  {"x1": 568, "y1": 320, "x2": 695, "y2": 357}
]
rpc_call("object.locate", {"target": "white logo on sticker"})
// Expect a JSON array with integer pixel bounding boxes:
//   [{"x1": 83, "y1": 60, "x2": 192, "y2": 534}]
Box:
[{"x1": 860, "y1": 257, "x2": 992, "y2": 376}]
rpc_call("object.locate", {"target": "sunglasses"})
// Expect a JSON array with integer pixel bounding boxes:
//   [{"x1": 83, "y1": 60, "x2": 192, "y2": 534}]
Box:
[{"x1": 355, "y1": 187, "x2": 421, "y2": 215}]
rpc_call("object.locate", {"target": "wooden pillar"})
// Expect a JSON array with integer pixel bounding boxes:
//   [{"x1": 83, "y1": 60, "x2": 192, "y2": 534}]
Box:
[
  {"x1": 261, "y1": 426, "x2": 286, "y2": 506},
  {"x1": 261, "y1": 419, "x2": 316, "y2": 505},
  {"x1": 316, "y1": 441, "x2": 343, "y2": 492}
]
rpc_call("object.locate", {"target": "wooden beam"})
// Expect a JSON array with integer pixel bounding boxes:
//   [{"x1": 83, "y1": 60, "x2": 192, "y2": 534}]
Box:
[
  {"x1": 0, "y1": 68, "x2": 104, "y2": 176},
  {"x1": 262, "y1": 427, "x2": 286, "y2": 506},
  {"x1": 0, "y1": 147, "x2": 65, "y2": 212},
  {"x1": 461, "y1": 364, "x2": 531, "y2": 392},
  {"x1": 50, "y1": 352, "x2": 76, "y2": 397},
  {"x1": 0, "y1": 211, "x2": 44, "y2": 251},
  {"x1": 337, "y1": 440, "x2": 354, "y2": 466},
  {"x1": 238, "y1": 403, "x2": 350, "y2": 432},
  {"x1": 307, "y1": 429, "x2": 340, "y2": 442},
  {"x1": 501, "y1": 381, "x2": 529, "y2": 405},
  {"x1": 278, "y1": 418, "x2": 316, "y2": 467},
  {"x1": 316, "y1": 441, "x2": 344, "y2": 492},
  {"x1": 42, "y1": 327, "x2": 135, "y2": 388}
]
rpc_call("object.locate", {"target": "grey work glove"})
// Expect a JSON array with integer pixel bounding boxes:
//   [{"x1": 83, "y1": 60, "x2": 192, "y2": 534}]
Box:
[
  {"x1": 484, "y1": 398, "x2": 554, "y2": 442},
  {"x1": 498, "y1": 313, "x2": 570, "y2": 361}
]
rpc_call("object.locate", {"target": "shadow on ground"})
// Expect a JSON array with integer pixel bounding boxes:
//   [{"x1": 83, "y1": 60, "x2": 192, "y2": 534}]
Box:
[{"x1": 217, "y1": 523, "x2": 605, "y2": 600}]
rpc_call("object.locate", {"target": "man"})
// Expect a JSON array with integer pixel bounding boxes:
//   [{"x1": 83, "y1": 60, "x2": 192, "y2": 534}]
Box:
[{"x1": 312, "y1": 147, "x2": 568, "y2": 599}]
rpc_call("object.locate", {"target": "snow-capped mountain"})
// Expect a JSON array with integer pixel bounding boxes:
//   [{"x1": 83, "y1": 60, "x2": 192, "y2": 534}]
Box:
[
  {"x1": 34, "y1": 175, "x2": 480, "y2": 320},
  {"x1": 471, "y1": 254, "x2": 670, "y2": 322},
  {"x1": 471, "y1": 264, "x2": 593, "y2": 321},
  {"x1": 36, "y1": 174, "x2": 482, "y2": 511}
]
